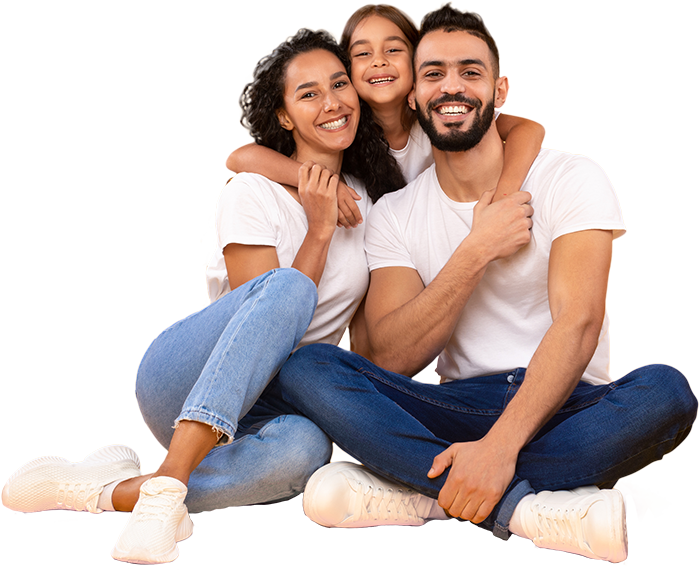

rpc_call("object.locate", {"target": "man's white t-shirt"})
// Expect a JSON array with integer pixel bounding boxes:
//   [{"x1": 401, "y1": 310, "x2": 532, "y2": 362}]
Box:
[
  {"x1": 206, "y1": 172, "x2": 370, "y2": 348},
  {"x1": 366, "y1": 149, "x2": 626, "y2": 385},
  {"x1": 390, "y1": 111, "x2": 501, "y2": 182}
]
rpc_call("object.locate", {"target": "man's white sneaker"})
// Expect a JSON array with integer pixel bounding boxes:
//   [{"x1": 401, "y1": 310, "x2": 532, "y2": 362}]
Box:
[
  {"x1": 303, "y1": 461, "x2": 443, "y2": 528},
  {"x1": 511, "y1": 486, "x2": 627, "y2": 563},
  {"x1": 111, "y1": 476, "x2": 193, "y2": 565},
  {"x1": 2, "y1": 445, "x2": 141, "y2": 513}
]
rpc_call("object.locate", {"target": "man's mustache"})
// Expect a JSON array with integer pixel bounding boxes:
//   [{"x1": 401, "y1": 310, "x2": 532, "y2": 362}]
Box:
[{"x1": 427, "y1": 94, "x2": 481, "y2": 112}]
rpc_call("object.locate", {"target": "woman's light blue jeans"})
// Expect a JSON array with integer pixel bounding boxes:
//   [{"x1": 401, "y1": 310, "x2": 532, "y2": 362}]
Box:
[
  {"x1": 277, "y1": 344, "x2": 697, "y2": 539},
  {"x1": 135, "y1": 268, "x2": 333, "y2": 513}
]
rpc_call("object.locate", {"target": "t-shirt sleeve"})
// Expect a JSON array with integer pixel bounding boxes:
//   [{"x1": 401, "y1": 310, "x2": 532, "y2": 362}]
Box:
[
  {"x1": 215, "y1": 174, "x2": 278, "y2": 252},
  {"x1": 544, "y1": 155, "x2": 626, "y2": 241},
  {"x1": 365, "y1": 197, "x2": 416, "y2": 271}
]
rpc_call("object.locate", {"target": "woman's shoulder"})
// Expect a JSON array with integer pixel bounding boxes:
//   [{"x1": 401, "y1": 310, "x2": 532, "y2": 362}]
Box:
[{"x1": 219, "y1": 172, "x2": 291, "y2": 206}]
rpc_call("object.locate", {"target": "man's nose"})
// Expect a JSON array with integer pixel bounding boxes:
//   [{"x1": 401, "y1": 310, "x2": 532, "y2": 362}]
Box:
[{"x1": 440, "y1": 69, "x2": 465, "y2": 94}]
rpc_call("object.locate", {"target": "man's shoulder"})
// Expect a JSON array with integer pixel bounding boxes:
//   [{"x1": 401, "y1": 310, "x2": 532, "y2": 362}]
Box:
[{"x1": 529, "y1": 148, "x2": 608, "y2": 180}]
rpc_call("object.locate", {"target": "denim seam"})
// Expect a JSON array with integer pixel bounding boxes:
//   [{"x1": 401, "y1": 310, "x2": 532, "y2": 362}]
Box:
[
  {"x1": 193, "y1": 270, "x2": 278, "y2": 430},
  {"x1": 358, "y1": 367, "x2": 503, "y2": 417}
]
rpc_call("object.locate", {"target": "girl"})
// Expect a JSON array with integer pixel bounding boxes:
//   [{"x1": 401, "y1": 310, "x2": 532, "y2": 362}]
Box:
[
  {"x1": 2, "y1": 29, "x2": 404, "y2": 565},
  {"x1": 226, "y1": 4, "x2": 544, "y2": 227}
]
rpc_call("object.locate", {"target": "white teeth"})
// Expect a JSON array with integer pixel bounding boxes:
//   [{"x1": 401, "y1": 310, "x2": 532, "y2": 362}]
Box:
[
  {"x1": 369, "y1": 77, "x2": 395, "y2": 84},
  {"x1": 437, "y1": 105, "x2": 469, "y2": 115},
  {"x1": 319, "y1": 116, "x2": 348, "y2": 130}
]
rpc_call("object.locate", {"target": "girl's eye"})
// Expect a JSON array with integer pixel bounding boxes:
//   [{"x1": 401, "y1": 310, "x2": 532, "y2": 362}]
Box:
[{"x1": 353, "y1": 51, "x2": 370, "y2": 58}]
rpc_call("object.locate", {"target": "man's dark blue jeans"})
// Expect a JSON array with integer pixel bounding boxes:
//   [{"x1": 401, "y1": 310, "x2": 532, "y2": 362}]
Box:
[{"x1": 278, "y1": 344, "x2": 697, "y2": 539}]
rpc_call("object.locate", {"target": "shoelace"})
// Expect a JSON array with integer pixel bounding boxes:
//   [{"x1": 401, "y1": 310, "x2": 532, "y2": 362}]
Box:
[
  {"x1": 56, "y1": 482, "x2": 102, "y2": 512},
  {"x1": 135, "y1": 485, "x2": 183, "y2": 524},
  {"x1": 348, "y1": 481, "x2": 424, "y2": 524},
  {"x1": 531, "y1": 502, "x2": 592, "y2": 554}
]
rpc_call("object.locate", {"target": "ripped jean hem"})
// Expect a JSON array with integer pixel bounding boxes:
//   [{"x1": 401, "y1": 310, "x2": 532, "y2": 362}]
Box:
[{"x1": 174, "y1": 409, "x2": 236, "y2": 447}]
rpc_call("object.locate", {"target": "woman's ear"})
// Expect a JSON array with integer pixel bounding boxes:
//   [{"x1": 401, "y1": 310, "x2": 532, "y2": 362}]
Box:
[{"x1": 276, "y1": 109, "x2": 293, "y2": 131}]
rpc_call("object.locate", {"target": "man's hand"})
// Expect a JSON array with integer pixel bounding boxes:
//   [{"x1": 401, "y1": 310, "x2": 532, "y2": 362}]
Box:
[
  {"x1": 427, "y1": 437, "x2": 518, "y2": 523},
  {"x1": 336, "y1": 180, "x2": 363, "y2": 228},
  {"x1": 468, "y1": 187, "x2": 533, "y2": 261}
]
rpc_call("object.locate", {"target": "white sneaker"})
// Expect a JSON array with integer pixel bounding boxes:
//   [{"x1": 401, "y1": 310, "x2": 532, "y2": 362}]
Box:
[
  {"x1": 511, "y1": 486, "x2": 627, "y2": 562},
  {"x1": 111, "y1": 476, "x2": 193, "y2": 564},
  {"x1": 2, "y1": 445, "x2": 141, "y2": 513},
  {"x1": 303, "y1": 461, "x2": 441, "y2": 528}
]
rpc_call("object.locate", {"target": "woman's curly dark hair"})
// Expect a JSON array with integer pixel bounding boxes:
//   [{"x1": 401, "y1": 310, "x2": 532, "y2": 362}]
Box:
[{"x1": 239, "y1": 28, "x2": 405, "y2": 202}]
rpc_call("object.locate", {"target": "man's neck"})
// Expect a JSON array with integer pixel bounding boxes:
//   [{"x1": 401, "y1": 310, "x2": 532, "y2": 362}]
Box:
[{"x1": 433, "y1": 123, "x2": 504, "y2": 202}]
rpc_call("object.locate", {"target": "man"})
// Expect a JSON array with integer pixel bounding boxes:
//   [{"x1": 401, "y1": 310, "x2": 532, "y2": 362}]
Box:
[{"x1": 277, "y1": 4, "x2": 697, "y2": 563}]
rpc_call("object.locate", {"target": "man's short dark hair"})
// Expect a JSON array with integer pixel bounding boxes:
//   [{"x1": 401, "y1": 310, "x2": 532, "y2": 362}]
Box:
[{"x1": 417, "y1": 3, "x2": 500, "y2": 78}]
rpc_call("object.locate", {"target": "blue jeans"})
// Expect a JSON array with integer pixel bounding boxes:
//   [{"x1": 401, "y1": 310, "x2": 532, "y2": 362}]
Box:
[
  {"x1": 135, "y1": 268, "x2": 333, "y2": 513},
  {"x1": 277, "y1": 344, "x2": 697, "y2": 539}
]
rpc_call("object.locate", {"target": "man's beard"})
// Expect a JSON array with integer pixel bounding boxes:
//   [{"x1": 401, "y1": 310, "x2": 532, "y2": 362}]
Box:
[{"x1": 415, "y1": 93, "x2": 495, "y2": 152}]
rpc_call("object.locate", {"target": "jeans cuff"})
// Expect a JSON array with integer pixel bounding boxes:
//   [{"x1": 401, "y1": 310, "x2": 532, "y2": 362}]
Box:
[
  {"x1": 493, "y1": 479, "x2": 534, "y2": 540},
  {"x1": 174, "y1": 409, "x2": 236, "y2": 446}
]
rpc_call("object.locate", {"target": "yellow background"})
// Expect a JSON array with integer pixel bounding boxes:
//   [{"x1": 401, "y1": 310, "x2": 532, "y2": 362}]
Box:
[{"x1": 2, "y1": 2, "x2": 698, "y2": 564}]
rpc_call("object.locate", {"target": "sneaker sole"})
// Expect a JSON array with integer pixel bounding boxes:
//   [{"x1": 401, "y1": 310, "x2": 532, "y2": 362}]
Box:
[{"x1": 607, "y1": 489, "x2": 628, "y2": 563}]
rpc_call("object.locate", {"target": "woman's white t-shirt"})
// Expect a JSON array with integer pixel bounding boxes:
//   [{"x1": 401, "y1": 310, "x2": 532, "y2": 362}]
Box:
[{"x1": 205, "y1": 173, "x2": 371, "y2": 348}]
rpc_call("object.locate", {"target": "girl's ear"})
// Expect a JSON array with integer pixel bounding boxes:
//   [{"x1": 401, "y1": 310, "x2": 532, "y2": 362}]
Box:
[
  {"x1": 276, "y1": 109, "x2": 293, "y2": 131},
  {"x1": 407, "y1": 89, "x2": 416, "y2": 111}
]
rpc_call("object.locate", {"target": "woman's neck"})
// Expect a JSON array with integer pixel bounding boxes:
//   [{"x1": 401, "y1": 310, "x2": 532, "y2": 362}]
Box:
[
  {"x1": 370, "y1": 103, "x2": 410, "y2": 150},
  {"x1": 291, "y1": 149, "x2": 343, "y2": 174}
]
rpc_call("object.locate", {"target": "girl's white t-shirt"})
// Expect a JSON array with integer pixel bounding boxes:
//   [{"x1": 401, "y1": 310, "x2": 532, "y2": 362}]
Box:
[{"x1": 205, "y1": 173, "x2": 371, "y2": 348}]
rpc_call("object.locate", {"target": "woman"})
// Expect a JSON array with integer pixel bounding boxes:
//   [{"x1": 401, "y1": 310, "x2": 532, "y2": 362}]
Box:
[
  {"x1": 226, "y1": 4, "x2": 544, "y2": 226},
  {"x1": 2, "y1": 28, "x2": 404, "y2": 565}
]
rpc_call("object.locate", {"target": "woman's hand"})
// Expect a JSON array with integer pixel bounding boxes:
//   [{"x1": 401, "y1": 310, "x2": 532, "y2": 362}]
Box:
[
  {"x1": 298, "y1": 161, "x2": 339, "y2": 240},
  {"x1": 336, "y1": 180, "x2": 363, "y2": 228}
]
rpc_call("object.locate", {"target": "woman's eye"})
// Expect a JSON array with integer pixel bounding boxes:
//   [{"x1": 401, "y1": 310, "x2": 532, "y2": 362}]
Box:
[{"x1": 333, "y1": 81, "x2": 347, "y2": 89}]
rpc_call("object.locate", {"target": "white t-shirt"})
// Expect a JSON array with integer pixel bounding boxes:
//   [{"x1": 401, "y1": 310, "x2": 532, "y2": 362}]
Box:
[
  {"x1": 390, "y1": 111, "x2": 501, "y2": 183},
  {"x1": 366, "y1": 149, "x2": 626, "y2": 385},
  {"x1": 206, "y1": 172, "x2": 371, "y2": 348}
]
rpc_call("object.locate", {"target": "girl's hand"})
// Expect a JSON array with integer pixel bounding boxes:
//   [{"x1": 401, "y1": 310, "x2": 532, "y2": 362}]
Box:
[
  {"x1": 298, "y1": 161, "x2": 339, "y2": 240},
  {"x1": 337, "y1": 180, "x2": 363, "y2": 228}
]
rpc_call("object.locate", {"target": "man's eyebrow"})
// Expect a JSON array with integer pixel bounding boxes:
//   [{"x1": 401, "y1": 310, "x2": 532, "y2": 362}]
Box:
[
  {"x1": 349, "y1": 36, "x2": 410, "y2": 51},
  {"x1": 295, "y1": 71, "x2": 348, "y2": 93},
  {"x1": 418, "y1": 57, "x2": 487, "y2": 71}
]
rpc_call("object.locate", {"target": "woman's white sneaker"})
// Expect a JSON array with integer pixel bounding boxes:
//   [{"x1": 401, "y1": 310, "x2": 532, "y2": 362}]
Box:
[
  {"x1": 510, "y1": 486, "x2": 628, "y2": 562},
  {"x1": 2, "y1": 445, "x2": 141, "y2": 513},
  {"x1": 111, "y1": 476, "x2": 193, "y2": 565},
  {"x1": 303, "y1": 461, "x2": 443, "y2": 528}
]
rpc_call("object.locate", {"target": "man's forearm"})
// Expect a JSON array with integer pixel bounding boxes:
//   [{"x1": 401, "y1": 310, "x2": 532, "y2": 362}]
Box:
[
  {"x1": 486, "y1": 308, "x2": 603, "y2": 454},
  {"x1": 368, "y1": 247, "x2": 489, "y2": 376}
]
